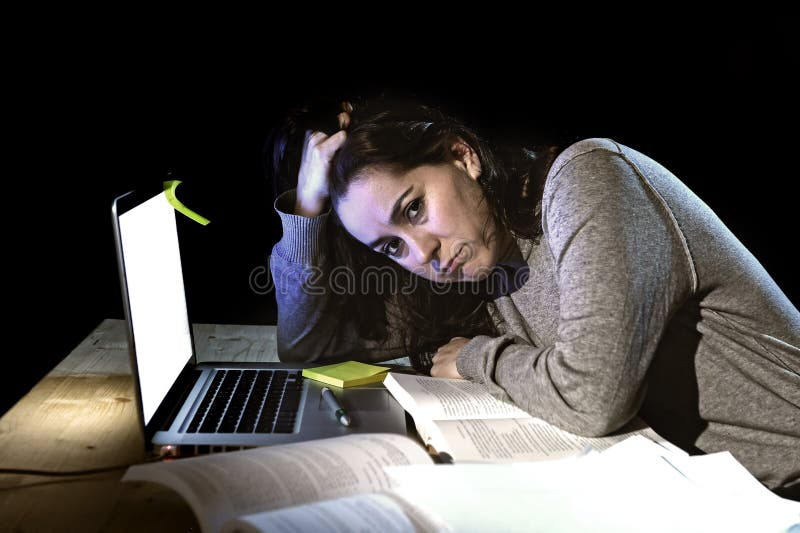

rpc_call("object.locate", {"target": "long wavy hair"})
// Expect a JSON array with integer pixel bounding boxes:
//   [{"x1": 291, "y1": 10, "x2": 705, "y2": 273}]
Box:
[{"x1": 265, "y1": 96, "x2": 563, "y2": 357}]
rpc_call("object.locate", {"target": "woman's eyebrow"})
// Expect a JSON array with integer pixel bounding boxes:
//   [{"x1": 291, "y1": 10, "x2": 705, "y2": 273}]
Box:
[{"x1": 387, "y1": 185, "x2": 414, "y2": 225}]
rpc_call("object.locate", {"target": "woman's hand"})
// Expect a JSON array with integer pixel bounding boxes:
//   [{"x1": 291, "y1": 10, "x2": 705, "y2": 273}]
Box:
[
  {"x1": 293, "y1": 105, "x2": 351, "y2": 217},
  {"x1": 430, "y1": 337, "x2": 470, "y2": 379}
]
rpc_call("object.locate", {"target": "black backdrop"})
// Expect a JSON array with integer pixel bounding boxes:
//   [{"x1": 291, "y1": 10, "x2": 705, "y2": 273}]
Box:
[{"x1": 7, "y1": 26, "x2": 797, "y2": 415}]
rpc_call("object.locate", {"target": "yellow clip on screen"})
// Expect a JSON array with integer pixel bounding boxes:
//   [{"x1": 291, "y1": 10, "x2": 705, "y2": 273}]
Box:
[{"x1": 163, "y1": 180, "x2": 210, "y2": 226}]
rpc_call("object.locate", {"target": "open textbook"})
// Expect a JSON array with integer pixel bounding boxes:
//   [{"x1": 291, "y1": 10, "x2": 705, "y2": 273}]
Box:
[
  {"x1": 122, "y1": 433, "x2": 449, "y2": 533},
  {"x1": 383, "y1": 372, "x2": 680, "y2": 462}
]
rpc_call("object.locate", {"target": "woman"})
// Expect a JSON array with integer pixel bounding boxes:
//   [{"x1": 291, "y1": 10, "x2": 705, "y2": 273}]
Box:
[{"x1": 266, "y1": 98, "x2": 799, "y2": 497}]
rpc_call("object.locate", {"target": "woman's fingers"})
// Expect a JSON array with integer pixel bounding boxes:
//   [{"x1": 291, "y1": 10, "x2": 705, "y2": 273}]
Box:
[
  {"x1": 323, "y1": 129, "x2": 347, "y2": 154},
  {"x1": 337, "y1": 111, "x2": 350, "y2": 129},
  {"x1": 302, "y1": 130, "x2": 346, "y2": 162},
  {"x1": 304, "y1": 130, "x2": 328, "y2": 149}
]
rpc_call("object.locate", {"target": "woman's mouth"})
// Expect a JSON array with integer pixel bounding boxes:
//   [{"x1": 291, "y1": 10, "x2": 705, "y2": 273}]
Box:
[{"x1": 442, "y1": 246, "x2": 465, "y2": 275}]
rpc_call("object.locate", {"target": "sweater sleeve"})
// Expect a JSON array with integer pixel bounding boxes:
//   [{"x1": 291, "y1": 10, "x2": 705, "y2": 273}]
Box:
[
  {"x1": 270, "y1": 189, "x2": 406, "y2": 363},
  {"x1": 456, "y1": 146, "x2": 695, "y2": 436}
]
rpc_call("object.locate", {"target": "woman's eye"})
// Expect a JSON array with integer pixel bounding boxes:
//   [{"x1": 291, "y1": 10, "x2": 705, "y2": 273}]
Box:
[
  {"x1": 406, "y1": 198, "x2": 423, "y2": 220},
  {"x1": 382, "y1": 238, "x2": 402, "y2": 257}
]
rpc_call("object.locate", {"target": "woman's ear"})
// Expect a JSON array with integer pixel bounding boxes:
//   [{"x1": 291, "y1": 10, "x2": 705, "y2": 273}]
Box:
[{"x1": 451, "y1": 138, "x2": 482, "y2": 181}]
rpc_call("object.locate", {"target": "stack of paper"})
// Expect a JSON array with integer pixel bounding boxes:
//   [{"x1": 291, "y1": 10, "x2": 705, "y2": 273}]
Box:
[{"x1": 385, "y1": 436, "x2": 800, "y2": 533}]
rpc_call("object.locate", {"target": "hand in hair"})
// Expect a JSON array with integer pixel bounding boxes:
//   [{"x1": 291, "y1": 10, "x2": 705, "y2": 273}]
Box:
[
  {"x1": 430, "y1": 336, "x2": 470, "y2": 379},
  {"x1": 293, "y1": 103, "x2": 352, "y2": 217}
]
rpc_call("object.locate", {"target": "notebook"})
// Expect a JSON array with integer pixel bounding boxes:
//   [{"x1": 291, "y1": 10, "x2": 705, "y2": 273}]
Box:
[{"x1": 111, "y1": 186, "x2": 407, "y2": 456}]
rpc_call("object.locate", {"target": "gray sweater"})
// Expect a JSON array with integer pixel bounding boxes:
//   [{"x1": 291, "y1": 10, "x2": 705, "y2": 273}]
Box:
[{"x1": 270, "y1": 138, "x2": 800, "y2": 491}]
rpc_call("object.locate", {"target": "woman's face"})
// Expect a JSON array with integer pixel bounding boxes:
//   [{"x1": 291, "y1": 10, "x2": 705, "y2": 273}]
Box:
[{"x1": 336, "y1": 141, "x2": 505, "y2": 282}]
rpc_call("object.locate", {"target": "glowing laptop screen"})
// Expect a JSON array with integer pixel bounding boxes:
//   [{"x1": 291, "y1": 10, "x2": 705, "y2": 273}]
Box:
[{"x1": 119, "y1": 192, "x2": 192, "y2": 424}]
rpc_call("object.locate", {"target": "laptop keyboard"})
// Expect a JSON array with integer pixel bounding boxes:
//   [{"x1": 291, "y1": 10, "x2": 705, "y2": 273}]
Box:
[{"x1": 187, "y1": 369, "x2": 303, "y2": 434}]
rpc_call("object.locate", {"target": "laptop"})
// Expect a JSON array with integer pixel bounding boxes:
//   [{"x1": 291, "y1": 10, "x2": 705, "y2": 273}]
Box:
[{"x1": 111, "y1": 186, "x2": 407, "y2": 456}]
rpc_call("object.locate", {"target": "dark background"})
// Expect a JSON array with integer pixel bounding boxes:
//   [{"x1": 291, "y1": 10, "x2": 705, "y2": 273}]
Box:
[{"x1": 6, "y1": 24, "x2": 797, "y2": 415}]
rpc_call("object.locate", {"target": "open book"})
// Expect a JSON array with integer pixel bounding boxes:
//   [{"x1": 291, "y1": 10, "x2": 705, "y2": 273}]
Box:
[
  {"x1": 383, "y1": 372, "x2": 678, "y2": 462},
  {"x1": 122, "y1": 433, "x2": 449, "y2": 533}
]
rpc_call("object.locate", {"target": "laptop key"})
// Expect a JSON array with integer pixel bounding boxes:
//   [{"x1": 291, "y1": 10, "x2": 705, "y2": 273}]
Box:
[{"x1": 254, "y1": 411, "x2": 276, "y2": 433}]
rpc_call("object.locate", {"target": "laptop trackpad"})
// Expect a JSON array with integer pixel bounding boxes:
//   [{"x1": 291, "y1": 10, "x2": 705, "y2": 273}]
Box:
[{"x1": 318, "y1": 389, "x2": 389, "y2": 411}]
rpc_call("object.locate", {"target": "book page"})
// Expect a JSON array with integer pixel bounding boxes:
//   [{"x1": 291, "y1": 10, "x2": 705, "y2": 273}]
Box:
[
  {"x1": 386, "y1": 438, "x2": 800, "y2": 533},
  {"x1": 122, "y1": 433, "x2": 433, "y2": 533},
  {"x1": 430, "y1": 417, "x2": 669, "y2": 461},
  {"x1": 384, "y1": 373, "x2": 530, "y2": 420},
  {"x1": 220, "y1": 492, "x2": 450, "y2": 533}
]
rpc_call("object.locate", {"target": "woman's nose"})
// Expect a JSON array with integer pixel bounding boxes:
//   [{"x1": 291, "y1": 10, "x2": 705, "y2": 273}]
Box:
[{"x1": 408, "y1": 232, "x2": 439, "y2": 266}]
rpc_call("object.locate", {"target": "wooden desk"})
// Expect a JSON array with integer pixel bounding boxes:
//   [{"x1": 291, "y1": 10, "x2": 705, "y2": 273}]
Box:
[{"x1": 0, "y1": 319, "x2": 297, "y2": 532}]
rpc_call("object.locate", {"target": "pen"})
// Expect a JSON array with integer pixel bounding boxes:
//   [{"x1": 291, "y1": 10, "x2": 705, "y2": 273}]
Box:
[
  {"x1": 321, "y1": 387, "x2": 350, "y2": 427},
  {"x1": 437, "y1": 451, "x2": 454, "y2": 464}
]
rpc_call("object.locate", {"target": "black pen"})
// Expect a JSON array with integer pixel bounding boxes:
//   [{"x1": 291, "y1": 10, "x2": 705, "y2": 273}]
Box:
[{"x1": 321, "y1": 387, "x2": 351, "y2": 426}]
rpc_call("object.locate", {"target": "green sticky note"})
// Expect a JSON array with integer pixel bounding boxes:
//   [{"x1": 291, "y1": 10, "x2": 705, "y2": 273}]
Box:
[
  {"x1": 163, "y1": 180, "x2": 210, "y2": 225},
  {"x1": 302, "y1": 361, "x2": 389, "y2": 388}
]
